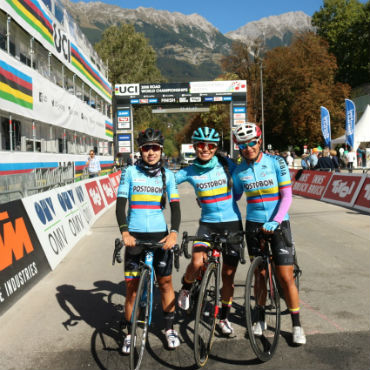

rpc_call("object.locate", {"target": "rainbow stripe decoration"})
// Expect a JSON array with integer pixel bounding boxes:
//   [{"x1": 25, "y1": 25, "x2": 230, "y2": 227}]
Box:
[
  {"x1": 6, "y1": 0, "x2": 54, "y2": 45},
  {"x1": 71, "y1": 43, "x2": 112, "y2": 100},
  {"x1": 105, "y1": 120, "x2": 113, "y2": 138},
  {"x1": 0, "y1": 60, "x2": 33, "y2": 109}
]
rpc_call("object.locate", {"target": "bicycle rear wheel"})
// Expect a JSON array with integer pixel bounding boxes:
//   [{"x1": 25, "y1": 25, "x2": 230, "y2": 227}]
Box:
[
  {"x1": 245, "y1": 256, "x2": 280, "y2": 362},
  {"x1": 130, "y1": 268, "x2": 150, "y2": 370},
  {"x1": 194, "y1": 262, "x2": 219, "y2": 367}
]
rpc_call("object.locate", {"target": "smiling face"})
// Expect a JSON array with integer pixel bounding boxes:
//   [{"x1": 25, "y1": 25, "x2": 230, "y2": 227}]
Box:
[
  {"x1": 140, "y1": 143, "x2": 162, "y2": 165},
  {"x1": 239, "y1": 138, "x2": 262, "y2": 161},
  {"x1": 194, "y1": 141, "x2": 218, "y2": 162}
]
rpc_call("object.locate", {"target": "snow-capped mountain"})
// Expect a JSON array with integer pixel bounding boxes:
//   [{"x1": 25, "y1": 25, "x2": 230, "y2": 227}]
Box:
[{"x1": 61, "y1": 0, "x2": 314, "y2": 81}]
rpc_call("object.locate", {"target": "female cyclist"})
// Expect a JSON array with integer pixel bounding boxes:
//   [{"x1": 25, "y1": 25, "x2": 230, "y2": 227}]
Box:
[
  {"x1": 176, "y1": 126, "x2": 243, "y2": 336},
  {"x1": 232, "y1": 122, "x2": 306, "y2": 345},
  {"x1": 115, "y1": 128, "x2": 181, "y2": 352}
]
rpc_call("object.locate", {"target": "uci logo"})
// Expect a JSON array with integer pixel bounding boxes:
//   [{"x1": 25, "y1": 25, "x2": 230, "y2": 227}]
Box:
[{"x1": 115, "y1": 84, "x2": 140, "y2": 96}]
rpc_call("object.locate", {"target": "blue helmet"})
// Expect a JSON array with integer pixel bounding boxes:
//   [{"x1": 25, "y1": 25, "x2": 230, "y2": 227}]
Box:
[{"x1": 191, "y1": 127, "x2": 220, "y2": 143}]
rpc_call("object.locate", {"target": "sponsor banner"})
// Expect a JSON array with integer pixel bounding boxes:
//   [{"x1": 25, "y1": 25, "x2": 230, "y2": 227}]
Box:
[
  {"x1": 353, "y1": 176, "x2": 370, "y2": 213},
  {"x1": 85, "y1": 180, "x2": 107, "y2": 215},
  {"x1": 190, "y1": 80, "x2": 247, "y2": 94},
  {"x1": 98, "y1": 177, "x2": 117, "y2": 205},
  {"x1": 0, "y1": 200, "x2": 50, "y2": 316},
  {"x1": 292, "y1": 170, "x2": 332, "y2": 200},
  {"x1": 322, "y1": 173, "x2": 365, "y2": 207},
  {"x1": 108, "y1": 171, "x2": 121, "y2": 193},
  {"x1": 320, "y1": 106, "x2": 331, "y2": 148},
  {"x1": 22, "y1": 184, "x2": 92, "y2": 269},
  {"x1": 345, "y1": 99, "x2": 356, "y2": 149}
]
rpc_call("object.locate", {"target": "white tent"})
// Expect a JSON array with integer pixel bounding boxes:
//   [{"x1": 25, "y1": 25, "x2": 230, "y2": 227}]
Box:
[{"x1": 331, "y1": 104, "x2": 370, "y2": 150}]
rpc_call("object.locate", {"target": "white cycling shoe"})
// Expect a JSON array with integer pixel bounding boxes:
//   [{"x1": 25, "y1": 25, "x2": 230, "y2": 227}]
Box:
[
  {"x1": 165, "y1": 329, "x2": 180, "y2": 349},
  {"x1": 292, "y1": 326, "x2": 306, "y2": 345},
  {"x1": 218, "y1": 319, "x2": 234, "y2": 335},
  {"x1": 252, "y1": 321, "x2": 267, "y2": 336},
  {"x1": 122, "y1": 334, "x2": 136, "y2": 354}
]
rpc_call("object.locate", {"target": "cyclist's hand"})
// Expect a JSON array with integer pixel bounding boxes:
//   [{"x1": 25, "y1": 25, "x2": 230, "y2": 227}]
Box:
[
  {"x1": 160, "y1": 232, "x2": 177, "y2": 250},
  {"x1": 122, "y1": 231, "x2": 136, "y2": 247},
  {"x1": 262, "y1": 221, "x2": 279, "y2": 234}
]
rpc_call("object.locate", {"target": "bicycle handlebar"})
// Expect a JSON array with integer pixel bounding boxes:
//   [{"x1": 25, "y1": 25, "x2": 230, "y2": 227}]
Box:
[
  {"x1": 112, "y1": 238, "x2": 181, "y2": 271},
  {"x1": 181, "y1": 230, "x2": 246, "y2": 264}
]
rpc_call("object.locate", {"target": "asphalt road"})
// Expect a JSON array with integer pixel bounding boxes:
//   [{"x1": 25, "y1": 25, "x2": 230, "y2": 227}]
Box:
[{"x1": 0, "y1": 182, "x2": 369, "y2": 370}]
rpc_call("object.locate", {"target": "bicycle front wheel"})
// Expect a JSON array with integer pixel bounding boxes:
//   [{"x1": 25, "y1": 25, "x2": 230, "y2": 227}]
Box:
[
  {"x1": 245, "y1": 256, "x2": 281, "y2": 362},
  {"x1": 194, "y1": 262, "x2": 219, "y2": 367},
  {"x1": 130, "y1": 268, "x2": 151, "y2": 370}
]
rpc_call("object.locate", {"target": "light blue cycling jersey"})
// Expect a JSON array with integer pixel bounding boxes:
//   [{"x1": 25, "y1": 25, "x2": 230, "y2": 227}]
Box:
[
  {"x1": 175, "y1": 157, "x2": 241, "y2": 223},
  {"x1": 117, "y1": 166, "x2": 179, "y2": 232},
  {"x1": 233, "y1": 153, "x2": 292, "y2": 223}
]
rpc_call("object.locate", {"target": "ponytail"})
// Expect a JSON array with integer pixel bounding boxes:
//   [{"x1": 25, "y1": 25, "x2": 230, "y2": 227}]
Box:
[
  {"x1": 216, "y1": 154, "x2": 233, "y2": 191},
  {"x1": 160, "y1": 167, "x2": 167, "y2": 209}
]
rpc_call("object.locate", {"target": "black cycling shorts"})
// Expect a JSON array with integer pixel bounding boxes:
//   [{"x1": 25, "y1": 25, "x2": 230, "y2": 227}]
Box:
[
  {"x1": 194, "y1": 220, "x2": 243, "y2": 268},
  {"x1": 124, "y1": 231, "x2": 173, "y2": 279},
  {"x1": 245, "y1": 220, "x2": 295, "y2": 266}
]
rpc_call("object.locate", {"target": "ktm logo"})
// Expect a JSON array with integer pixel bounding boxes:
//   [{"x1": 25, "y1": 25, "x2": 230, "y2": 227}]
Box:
[{"x1": 0, "y1": 211, "x2": 34, "y2": 271}]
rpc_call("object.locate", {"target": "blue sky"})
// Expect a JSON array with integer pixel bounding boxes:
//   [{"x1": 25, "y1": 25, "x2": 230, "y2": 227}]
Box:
[{"x1": 70, "y1": 0, "x2": 327, "y2": 33}]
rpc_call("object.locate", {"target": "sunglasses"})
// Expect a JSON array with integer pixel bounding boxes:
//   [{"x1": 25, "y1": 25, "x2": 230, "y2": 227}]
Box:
[
  {"x1": 238, "y1": 140, "x2": 259, "y2": 150},
  {"x1": 141, "y1": 144, "x2": 162, "y2": 152},
  {"x1": 195, "y1": 142, "x2": 218, "y2": 150}
]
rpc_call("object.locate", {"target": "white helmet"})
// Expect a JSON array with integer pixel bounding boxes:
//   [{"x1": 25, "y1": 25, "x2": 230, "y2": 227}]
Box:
[{"x1": 233, "y1": 122, "x2": 262, "y2": 143}]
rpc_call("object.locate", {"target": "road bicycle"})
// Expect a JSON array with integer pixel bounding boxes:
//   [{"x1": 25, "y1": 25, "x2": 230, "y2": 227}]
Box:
[
  {"x1": 112, "y1": 238, "x2": 181, "y2": 370},
  {"x1": 244, "y1": 227, "x2": 301, "y2": 362},
  {"x1": 181, "y1": 231, "x2": 245, "y2": 367}
]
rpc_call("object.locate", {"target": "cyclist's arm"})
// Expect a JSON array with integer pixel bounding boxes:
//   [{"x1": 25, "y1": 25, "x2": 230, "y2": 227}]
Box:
[
  {"x1": 116, "y1": 197, "x2": 128, "y2": 232},
  {"x1": 232, "y1": 169, "x2": 244, "y2": 201}
]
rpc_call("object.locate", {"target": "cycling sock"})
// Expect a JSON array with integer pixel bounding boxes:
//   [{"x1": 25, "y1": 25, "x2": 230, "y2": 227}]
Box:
[
  {"x1": 220, "y1": 300, "x2": 232, "y2": 320},
  {"x1": 126, "y1": 321, "x2": 132, "y2": 334},
  {"x1": 289, "y1": 307, "x2": 301, "y2": 327},
  {"x1": 256, "y1": 305, "x2": 265, "y2": 322},
  {"x1": 163, "y1": 311, "x2": 175, "y2": 331}
]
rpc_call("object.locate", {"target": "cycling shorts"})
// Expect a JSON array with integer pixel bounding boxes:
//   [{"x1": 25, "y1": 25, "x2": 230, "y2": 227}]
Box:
[
  {"x1": 194, "y1": 220, "x2": 243, "y2": 267},
  {"x1": 124, "y1": 231, "x2": 173, "y2": 279},
  {"x1": 245, "y1": 220, "x2": 295, "y2": 266}
]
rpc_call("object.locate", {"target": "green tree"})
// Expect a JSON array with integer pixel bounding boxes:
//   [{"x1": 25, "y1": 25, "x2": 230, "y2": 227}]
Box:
[
  {"x1": 263, "y1": 32, "x2": 351, "y2": 149},
  {"x1": 312, "y1": 0, "x2": 370, "y2": 87},
  {"x1": 94, "y1": 23, "x2": 163, "y2": 85}
]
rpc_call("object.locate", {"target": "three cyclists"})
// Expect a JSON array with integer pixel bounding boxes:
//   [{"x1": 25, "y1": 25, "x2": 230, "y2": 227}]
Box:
[{"x1": 115, "y1": 124, "x2": 306, "y2": 355}]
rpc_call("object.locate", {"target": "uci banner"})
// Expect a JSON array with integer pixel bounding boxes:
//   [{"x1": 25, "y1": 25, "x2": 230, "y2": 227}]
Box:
[
  {"x1": 320, "y1": 106, "x2": 331, "y2": 148},
  {"x1": 345, "y1": 99, "x2": 356, "y2": 149}
]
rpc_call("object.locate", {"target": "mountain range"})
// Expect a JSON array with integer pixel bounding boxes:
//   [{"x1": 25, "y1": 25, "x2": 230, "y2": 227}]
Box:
[{"x1": 61, "y1": 0, "x2": 314, "y2": 82}]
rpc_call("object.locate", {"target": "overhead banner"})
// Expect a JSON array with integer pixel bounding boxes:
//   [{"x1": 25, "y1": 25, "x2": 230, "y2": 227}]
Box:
[
  {"x1": 0, "y1": 200, "x2": 50, "y2": 316},
  {"x1": 345, "y1": 99, "x2": 356, "y2": 149},
  {"x1": 320, "y1": 106, "x2": 331, "y2": 148}
]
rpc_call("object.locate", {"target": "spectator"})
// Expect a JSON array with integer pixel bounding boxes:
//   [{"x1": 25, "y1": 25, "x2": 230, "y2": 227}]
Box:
[
  {"x1": 330, "y1": 149, "x2": 340, "y2": 172},
  {"x1": 346, "y1": 147, "x2": 356, "y2": 173},
  {"x1": 126, "y1": 154, "x2": 133, "y2": 166},
  {"x1": 86, "y1": 150, "x2": 101, "y2": 178},
  {"x1": 286, "y1": 151, "x2": 294, "y2": 168},
  {"x1": 301, "y1": 154, "x2": 310, "y2": 169},
  {"x1": 316, "y1": 149, "x2": 333, "y2": 171},
  {"x1": 307, "y1": 148, "x2": 319, "y2": 169}
]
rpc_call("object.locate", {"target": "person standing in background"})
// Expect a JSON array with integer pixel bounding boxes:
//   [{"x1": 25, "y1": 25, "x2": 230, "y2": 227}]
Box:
[{"x1": 86, "y1": 150, "x2": 101, "y2": 178}]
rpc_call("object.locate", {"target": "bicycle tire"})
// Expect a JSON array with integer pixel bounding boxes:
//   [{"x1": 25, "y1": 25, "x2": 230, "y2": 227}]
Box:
[
  {"x1": 194, "y1": 262, "x2": 219, "y2": 367},
  {"x1": 245, "y1": 256, "x2": 281, "y2": 362},
  {"x1": 130, "y1": 268, "x2": 151, "y2": 370}
]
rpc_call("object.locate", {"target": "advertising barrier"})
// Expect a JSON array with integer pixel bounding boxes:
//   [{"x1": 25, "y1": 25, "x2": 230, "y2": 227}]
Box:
[
  {"x1": 292, "y1": 170, "x2": 332, "y2": 200},
  {"x1": 352, "y1": 176, "x2": 370, "y2": 213},
  {"x1": 0, "y1": 200, "x2": 51, "y2": 316},
  {"x1": 321, "y1": 173, "x2": 365, "y2": 208}
]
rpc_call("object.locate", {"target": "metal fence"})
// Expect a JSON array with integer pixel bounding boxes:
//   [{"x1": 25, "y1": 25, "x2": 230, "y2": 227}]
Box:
[{"x1": 0, "y1": 165, "x2": 75, "y2": 204}]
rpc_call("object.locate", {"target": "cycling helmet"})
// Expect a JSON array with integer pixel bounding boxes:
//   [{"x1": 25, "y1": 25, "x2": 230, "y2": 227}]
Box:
[
  {"x1": 232, "y1": 122, "x2": 261, "y2": 143},
  {"x1": 137, "y1": 128, "x2": 164, "y2": 147},
  {"x1": 191, "y1": 127, "x2": 220, "y2": 143}
]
